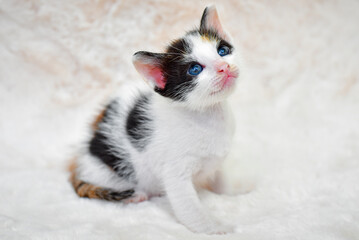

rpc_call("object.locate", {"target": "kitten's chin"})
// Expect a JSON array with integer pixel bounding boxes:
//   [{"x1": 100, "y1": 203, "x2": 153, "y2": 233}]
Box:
[
  {"x1": 180, "y1": 76, "x2": 237, "y2": 111},
  {"x1": 210, "y1": 76, "x2": 237, "y2": 97},
  {"x1": 194, "y1": 81, "x2": 236, "y2": 110}
]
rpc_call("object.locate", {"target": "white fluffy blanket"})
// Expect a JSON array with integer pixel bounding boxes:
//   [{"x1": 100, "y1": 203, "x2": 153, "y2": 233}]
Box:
[{"x1": 1, "y1": 1, "x2": 358, "y2": 239}]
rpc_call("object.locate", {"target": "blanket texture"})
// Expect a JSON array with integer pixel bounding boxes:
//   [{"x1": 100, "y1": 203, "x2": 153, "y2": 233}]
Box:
[{"x1": 0, "y1": 0, "x2": 358, "y2": 239}]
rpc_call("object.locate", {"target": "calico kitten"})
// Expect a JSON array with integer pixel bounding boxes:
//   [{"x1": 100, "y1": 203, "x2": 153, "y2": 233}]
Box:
[{"x1": 70, "y1": 6, "x2": 239, "y2": 234}]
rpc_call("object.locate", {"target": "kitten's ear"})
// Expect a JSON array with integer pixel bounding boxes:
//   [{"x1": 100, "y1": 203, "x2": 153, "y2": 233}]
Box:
[
  {"x1": 132, "y1": 51, "x2": 166, "y2": 89},
  {"x1": 200, "y1": 6, "x2": 229, "y2": 40}
]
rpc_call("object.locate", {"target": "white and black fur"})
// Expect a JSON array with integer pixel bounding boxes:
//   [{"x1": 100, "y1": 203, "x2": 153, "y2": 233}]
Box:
[{"x1": 70, "y1": 6, "x2": 239, "y2": 234}]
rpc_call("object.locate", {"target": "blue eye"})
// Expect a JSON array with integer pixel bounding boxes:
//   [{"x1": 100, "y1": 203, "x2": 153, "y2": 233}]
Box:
[
  {"x1": 218, "y1": 46, "x2": 230, "y2": 56},
  {"x1": 188, "y1": 64, "x2": 203, "y2": 76}
]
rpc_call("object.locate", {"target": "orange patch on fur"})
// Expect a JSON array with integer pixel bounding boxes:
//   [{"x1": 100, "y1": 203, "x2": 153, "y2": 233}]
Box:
[
  {"x1": 202, "y1": 182, "x2": 214, "y2": 192},
  {"x1": 68, "y1": 157, "x2": 77, "y2": 172},
  {"x1": 68, "y1": 156, "x2": 132, "y2": 201},
  {"x1": 86, "y1": 186, "x2": 100, "y2": 198},
  {"x1": 201, "y1": 35, "x2": 211, "y2": 42},
  {"x1": 69, "y1": 158, "x2": 103, "y2": 199},
  {"x1": 77, "y1": 184, "x2": 90, "y2": 197},
  {"x1": 91, "y1": 109, "x2": 106, "y2": 130}
]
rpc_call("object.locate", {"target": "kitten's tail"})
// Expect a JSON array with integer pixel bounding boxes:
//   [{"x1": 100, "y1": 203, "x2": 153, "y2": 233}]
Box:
[{"x1": 69, "y1": 160, "x2": 134, "y2": 201}]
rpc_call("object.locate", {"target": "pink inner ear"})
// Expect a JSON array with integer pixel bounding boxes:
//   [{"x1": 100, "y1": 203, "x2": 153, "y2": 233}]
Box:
[
  {"x1": 205, "y1": 7, "x2": 229, "y2": 41},
  {"x1": 209, "y1": 13, "x2": 221, "y2": 31},
  {"x1": 135, "y1": 59, "x2": 166, "y2": 89},
  {"x1": 148, "y1": 67, "x2": 166, "y2": 89}
]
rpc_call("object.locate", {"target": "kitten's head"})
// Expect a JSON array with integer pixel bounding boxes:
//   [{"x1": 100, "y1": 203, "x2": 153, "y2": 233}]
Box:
[{"x1": 133, "y1": 6, "x2": 239, "y2": 110}]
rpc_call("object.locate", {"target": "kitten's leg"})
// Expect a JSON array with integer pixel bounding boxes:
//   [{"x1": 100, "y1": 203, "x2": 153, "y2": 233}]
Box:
[{"x1": 163, "y1": 168, "x2": 234, "y2": 234}]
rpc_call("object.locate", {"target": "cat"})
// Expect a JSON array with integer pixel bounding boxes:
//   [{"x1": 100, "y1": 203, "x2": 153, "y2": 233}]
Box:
[{"x1": 70, "y1": 6, "x2": 239, "y2": 234}]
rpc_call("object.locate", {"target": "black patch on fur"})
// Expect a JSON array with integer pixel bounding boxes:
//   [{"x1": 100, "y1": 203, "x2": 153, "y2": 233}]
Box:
[
  {"x1": 153, "y1": 38, "x2": 197, "y2": 101},
  {"x1": 101, "y1": 189, "x2": 135, "y2": 201},
  {"x1": 89, "y1": 100, "x2": 135, "y2": 179},
  {"x1": 109, "y1": 189, "x2": 134, "y2": 199},
  {"x1": 134, "y1": 41, "x2": 197, "y2": 101},
  {"x1": 126, "y1": 94, "x2": 152, "y2": 151}
]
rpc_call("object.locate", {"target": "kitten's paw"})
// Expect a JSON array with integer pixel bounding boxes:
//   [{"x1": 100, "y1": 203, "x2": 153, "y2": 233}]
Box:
[{"x1": 123, "y1": 191, "x2": 148, "y2": 204}]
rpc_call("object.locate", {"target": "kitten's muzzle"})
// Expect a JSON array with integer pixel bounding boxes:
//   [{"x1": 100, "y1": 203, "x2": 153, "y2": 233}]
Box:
[
  {"x1": 216, "y1": 62, "x2": 238, "y2": 80},
  {"x1": 211, "y1": 62, "x2": 238, "y2": 95},
  {"x1": 216, "y1": 62, "x2": 230, "y2": 74}
]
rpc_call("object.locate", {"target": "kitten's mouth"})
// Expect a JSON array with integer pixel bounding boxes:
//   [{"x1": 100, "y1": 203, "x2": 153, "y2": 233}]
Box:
[{"x1": 211, "y1": 71, "x2": 238, "y2": 95}]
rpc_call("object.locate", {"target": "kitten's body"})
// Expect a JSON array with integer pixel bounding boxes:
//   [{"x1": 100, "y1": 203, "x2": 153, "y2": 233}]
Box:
[{"x1": 70, "y1": 6, "x2": 239, "y2": 234}]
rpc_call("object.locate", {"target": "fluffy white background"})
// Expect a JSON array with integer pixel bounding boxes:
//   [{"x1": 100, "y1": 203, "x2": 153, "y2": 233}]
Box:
[{"x1": 1, "y1": 0, "x2": 358, "y2": 239}]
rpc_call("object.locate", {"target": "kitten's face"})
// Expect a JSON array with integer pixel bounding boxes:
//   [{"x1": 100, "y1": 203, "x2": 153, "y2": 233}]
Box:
[{"x1": 133, "y1": 6, "x2": 239, "y2": 110}]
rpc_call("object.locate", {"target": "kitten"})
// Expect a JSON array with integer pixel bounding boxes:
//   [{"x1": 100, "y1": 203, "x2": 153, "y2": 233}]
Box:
[{"x1": 70, "y1": 6, "x2": 239, "y2": 234}]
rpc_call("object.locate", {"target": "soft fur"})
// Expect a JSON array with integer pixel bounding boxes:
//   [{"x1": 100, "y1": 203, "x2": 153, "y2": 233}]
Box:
[{"x1": 71, "y1": 6, "x2": 239, "y2": 234}]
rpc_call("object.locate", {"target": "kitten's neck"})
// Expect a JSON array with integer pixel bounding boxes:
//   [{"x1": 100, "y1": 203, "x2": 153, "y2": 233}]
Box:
[{"x1": 153, "y1": 92, "x2": 228, "y2": 114}]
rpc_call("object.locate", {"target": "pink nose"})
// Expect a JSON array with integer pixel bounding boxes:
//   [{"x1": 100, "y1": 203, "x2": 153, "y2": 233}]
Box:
[{"x1": 217, "y1": 62, "x2": 230, "y2": 74}]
